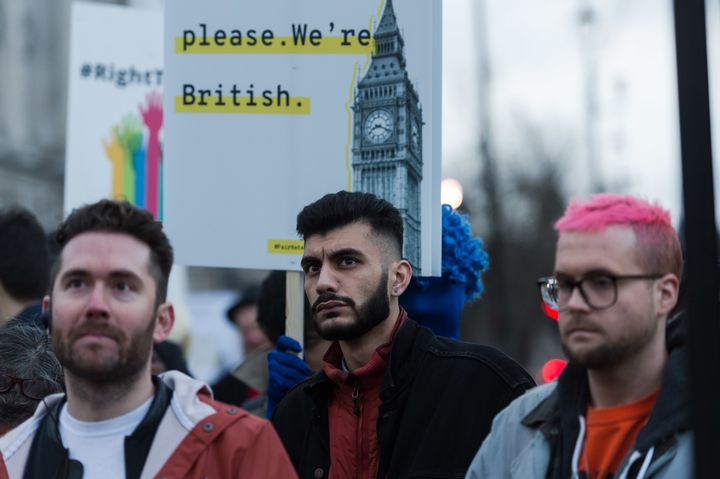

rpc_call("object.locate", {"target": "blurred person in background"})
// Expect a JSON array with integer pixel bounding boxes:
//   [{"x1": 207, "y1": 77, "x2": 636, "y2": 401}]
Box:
[
  {"x1": 0, "y1": 206, "x2": 51, "y2": 327},
  {"x1": 151, "y1": 340, "x2": 192, "y2": 377},
  {"x1": 467, "y1": 194, "x2": 689, "y2": 479},
  {"x1": 258, "y1": 270, "x2": 331, "y2": 418},
  {"x1": 0, "y1": 318, "x2": 63, "y2": 436},
  {"x1": 211, "y1": 286, "x2": 272, "y2": 405},
  {"x1": 226, "y1": 285, "x2": 271, "y2": 356}
]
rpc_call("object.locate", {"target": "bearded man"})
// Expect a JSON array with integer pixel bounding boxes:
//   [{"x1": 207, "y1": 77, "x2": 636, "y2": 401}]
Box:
[
  {"x1": 0, "y1": 200, "x2": 296, "y2": 479},
  {"x1": 466, "y1": 193, "x2": 691, "y2": 479},
  {"x1": 271, "y1": 191, "x2": 533, "y2": 479}
]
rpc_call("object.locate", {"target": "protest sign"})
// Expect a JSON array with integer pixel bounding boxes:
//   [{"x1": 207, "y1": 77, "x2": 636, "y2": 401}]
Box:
[
  {"x1": 65, "y1": 3, "x2": 164, "y2": 219},
  {"x1": 164, "y1": 0, "x2": 441, "y2": 274}
]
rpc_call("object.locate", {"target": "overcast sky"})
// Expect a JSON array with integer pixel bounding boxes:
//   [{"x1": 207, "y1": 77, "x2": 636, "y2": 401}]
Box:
[{"x1": 442, "y1": 0, "x2": 720, "y2": 228}]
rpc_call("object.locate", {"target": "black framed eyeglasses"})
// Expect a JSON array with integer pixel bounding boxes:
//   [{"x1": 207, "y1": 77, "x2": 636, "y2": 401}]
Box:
[
  {"x1": 537, "y1": 273, "x2": 663, "y2": 311},
  {"x1": 0, "y1": 374, "x2": 55, "y2": 400}
]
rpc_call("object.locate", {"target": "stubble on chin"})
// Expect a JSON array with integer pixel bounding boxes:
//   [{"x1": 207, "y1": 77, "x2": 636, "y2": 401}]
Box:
[
  {"x1": 560, "y1": 325, "x2": 657, "y2": 370},
  {"x1": 54, "y1": 317, "x2": 156, "y2": 385}
]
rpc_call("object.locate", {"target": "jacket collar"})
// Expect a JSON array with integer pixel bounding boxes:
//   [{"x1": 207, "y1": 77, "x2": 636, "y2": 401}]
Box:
[
  {"x1": 633, "y1": 314, "x2": 691, "y2": 451},
  {"x1": 321, "y1": 309, "x2": 407, "y2": 386},
  {"x1": 21, "y1": 376, "x2": 173, "y2": 479},
  {"x1": 380, "y1": 314, "x2": 433, "y2": 400},
  {"x1": 300, "y1": 314, "x2": 432, "y2": 403}
]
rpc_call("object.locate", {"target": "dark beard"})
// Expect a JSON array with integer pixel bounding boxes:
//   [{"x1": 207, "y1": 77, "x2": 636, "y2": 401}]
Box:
[
  {"x1": 561, "y1": 341, "x2": 629, "y2": 370},
  {"x1": 561, "y1": 319, "x2": 658, "y2": 370},
  {"x1": 312, "y1": 270, "x2": 390, "y2": 341},
  {"x1": 53, "y1": 314, "x2": 156, "y2": 385}
]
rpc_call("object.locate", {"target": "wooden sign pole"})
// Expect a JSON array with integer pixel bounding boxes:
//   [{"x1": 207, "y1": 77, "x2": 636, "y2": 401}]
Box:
[{"x1": 285, "y1": 270, "x2": 305, "y2": 350}]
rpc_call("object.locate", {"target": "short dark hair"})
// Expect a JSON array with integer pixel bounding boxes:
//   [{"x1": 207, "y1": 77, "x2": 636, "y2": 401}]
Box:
[
  {"x1": 51, "y1": 200, "x2": 173, "y2": 304},
  {"x1": 0, "y1": 206, "x2": 50, "y2": 301},
  {"x1": 296, "y1": 191, "x2": 404, "y2": 257},
  {"x1": 0, "y1": 319, "x2": 64, "y2": 432},
  {"x1": 256, "y1": 270, "x2": 317, "y2": 345}
]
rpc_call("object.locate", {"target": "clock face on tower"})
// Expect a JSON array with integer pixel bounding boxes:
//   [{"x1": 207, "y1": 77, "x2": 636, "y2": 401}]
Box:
[{"x1": 364, "y1": 109, "x2": 394, "y2": 144}]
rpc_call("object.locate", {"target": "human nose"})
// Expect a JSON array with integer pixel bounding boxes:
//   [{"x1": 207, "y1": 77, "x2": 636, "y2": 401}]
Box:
[
  {"x1": 315, "y1": 264, "x2": 338, "y2": 294},
  {"x1": 85, "y1": 283, "x2": 110, "y2": 318}
]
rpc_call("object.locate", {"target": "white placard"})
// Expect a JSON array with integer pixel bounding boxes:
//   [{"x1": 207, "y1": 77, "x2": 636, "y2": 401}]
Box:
[
  {"x1": 164, "y1": 0, "x2": 442, "y2": 275},
  {"x1": 65, "y1": 3, "x2": 164, "y2": 219}
]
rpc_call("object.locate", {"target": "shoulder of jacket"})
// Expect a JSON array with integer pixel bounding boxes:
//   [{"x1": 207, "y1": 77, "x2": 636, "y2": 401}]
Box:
[
  {"x1": 189, "y1": 396, "x2": 275, "y2": 444},
  {"x1": 286, "y1": 370, "x2": 331, "y2": 400},
  {"x1": 500, "y1": 382, "x2": 558, "y2": 426},
  {"x1": 423, "y1": 337, "x2": 535, "y2": 389},
  {"x1": 272, "y1": 373, "x2": 329, "y2": 421},
  {"x1": 0, "y1": 394, "x2": 61, "y2": 462}
]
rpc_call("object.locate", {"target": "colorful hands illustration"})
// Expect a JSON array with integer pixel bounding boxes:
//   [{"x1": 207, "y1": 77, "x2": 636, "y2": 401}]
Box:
[
  {"x1": 117, "y1": 115, "x2": 144, "y2": 203},
  {"x1": 140, "y1": 91, "x2": 163, "y2": 133},
  {"x1": 103, "y1": 128, "x2": 125, "y2": 199},
  {"x1": 140, "y1": 91, "x2": 163, "y2": 217},
  {"x1": 102, "y1": 92, "x2": 163, "y2": 217}
]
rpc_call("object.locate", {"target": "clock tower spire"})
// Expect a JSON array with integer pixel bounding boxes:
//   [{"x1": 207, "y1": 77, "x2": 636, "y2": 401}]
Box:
[{"x1": 351, "y1": 0, "x2": 423, "y2": 272}]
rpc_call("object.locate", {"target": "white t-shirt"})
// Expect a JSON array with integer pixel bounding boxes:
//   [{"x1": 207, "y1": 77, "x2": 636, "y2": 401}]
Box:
[{"x1": 59, "y1": 397, "x2": 153, "y2": 479}]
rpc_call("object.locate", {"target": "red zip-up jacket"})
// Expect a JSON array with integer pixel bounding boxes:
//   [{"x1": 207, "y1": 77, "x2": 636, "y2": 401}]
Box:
[
  {"x1": 0, "y1": 371, "x2": 297, "y2": 479},
  {"x1": 322, "y1": 311, "x2": 406, "y2": 479}
]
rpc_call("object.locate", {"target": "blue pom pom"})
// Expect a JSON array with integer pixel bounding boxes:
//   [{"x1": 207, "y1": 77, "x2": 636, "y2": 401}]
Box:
[{"x1": 413, "y1": 205, "x2": 489, "y2": 301}]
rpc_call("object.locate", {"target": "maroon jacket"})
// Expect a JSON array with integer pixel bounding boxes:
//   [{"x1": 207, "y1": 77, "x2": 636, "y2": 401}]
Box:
[{"x1": 322, "y1": 312, "x2": 406, "y2": 479}]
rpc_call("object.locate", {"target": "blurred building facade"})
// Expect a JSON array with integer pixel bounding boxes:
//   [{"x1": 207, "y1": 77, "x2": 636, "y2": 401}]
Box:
[
  {"x1": 0, "y1": 0, "x2": 74, "y2": 229},
  {"x1": 0, "y1": 0, "x2": 154, "y2": 230}
]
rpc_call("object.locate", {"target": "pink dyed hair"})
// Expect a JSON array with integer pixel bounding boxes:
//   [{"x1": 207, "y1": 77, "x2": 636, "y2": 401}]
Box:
[{"x1": 555, "y1": 193, "x2": 683, "y2": 278}]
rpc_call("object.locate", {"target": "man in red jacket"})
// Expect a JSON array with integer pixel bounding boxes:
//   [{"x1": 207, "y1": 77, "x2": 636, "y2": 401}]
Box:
[{"x1": 0, "y1": 199, "x2": 296, "y2": 479}]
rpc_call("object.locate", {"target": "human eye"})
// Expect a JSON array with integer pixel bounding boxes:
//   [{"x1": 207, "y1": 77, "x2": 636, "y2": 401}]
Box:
[
  {"x1": 111, "y1": 278, "x2": 138, "y2": 296},
  {"x1": 338, "y1": 256, "x2": 358, "y2": 268},
  {"x1": 555, "y1": 277, "x2": 574, "y2": 294},
  {"x1": 64, "y1": 277, "x2": 86, "y2": 291},
  {"x1": 580, "y1": 275, "x2": 615, "y2": 303},
  {"x1": 302, "y1": 262, "x2": 320, "y2": 275},
  {"x1": 585, "y1": 275, "x2": 614, "y2": 291}
]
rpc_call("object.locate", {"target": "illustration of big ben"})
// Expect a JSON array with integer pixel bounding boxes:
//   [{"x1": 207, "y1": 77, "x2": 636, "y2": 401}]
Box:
[{"x1": 352, "y1": 0, "x2": 423, "y2": 272}]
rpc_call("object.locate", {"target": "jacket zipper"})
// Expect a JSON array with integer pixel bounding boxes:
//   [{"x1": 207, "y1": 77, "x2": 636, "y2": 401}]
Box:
[
  {"x1": 353, "y1": 380, "x2": 362, "y2": 479},
  {"x1": 352, "y1": 383, "x2": 360, "y2": 415}
]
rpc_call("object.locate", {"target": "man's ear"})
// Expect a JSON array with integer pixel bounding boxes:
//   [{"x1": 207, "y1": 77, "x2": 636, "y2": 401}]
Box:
[
  {"x1": 656, "y1": 273, "x2": 680, "y2": 316},
  {"x1": 42, "y1": 295, "x2": 51, "y2": 313},
  {"x1": 390, "y1": 260, "x2": 413, "y2": 297},
  {"x1": 154, "y1": 303, "x2": 175, "y2": 343}
]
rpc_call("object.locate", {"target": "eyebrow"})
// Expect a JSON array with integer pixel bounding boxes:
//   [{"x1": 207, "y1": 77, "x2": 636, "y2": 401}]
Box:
[
  {"x1": 60, "y1": 268, "x2": 143, "y2": 282},
  {"x1": 327, "y1": 248, "x2": 364, "y2": 261},
  {"x1": 107, "y1": 271, "x2": 144, "y2": 282},
  {"x1": 300, "y1": 248, "x2": 365, "y2": 268},
  {"x1": 554, "y1": 268, "x2": 619, "y2": 279}
]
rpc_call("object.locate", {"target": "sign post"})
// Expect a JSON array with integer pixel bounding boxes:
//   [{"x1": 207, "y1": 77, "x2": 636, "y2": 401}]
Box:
[{"x1": 285, "y1": 271, "x2": 305, "y2": 346}]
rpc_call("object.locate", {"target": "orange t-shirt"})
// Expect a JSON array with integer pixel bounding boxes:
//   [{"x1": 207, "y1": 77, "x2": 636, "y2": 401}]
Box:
[{"x1": 579, "y1": 390, "x2": 659, "y2": 479}]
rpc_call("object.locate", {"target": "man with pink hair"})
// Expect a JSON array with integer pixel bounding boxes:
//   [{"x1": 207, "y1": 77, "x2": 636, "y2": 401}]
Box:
[{"x1": 466, "y1": 193, "x2": 692, "y2": 479}]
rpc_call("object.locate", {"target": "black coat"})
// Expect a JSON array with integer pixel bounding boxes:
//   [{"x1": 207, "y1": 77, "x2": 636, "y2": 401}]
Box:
[{"x1": 272, "y1": 318, "x2": 535, "y2": 479}]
